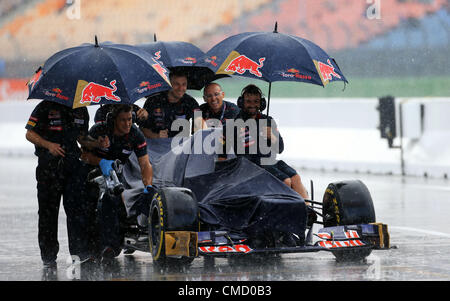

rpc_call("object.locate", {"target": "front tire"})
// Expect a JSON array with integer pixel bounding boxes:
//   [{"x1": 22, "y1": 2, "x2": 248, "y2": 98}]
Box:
[
  {"x1": 149, "y1": 187, "x2": 198, "y2": 269},
  {"x1": 322, "y1": 180, "x2": 376, "y2": 262},
  {"x1": 322, "y1": 180, "x2": 375, "y2": 227}
]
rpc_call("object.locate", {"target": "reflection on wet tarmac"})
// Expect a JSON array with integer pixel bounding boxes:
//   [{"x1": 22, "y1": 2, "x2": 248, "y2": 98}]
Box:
[{"x1": 2, "y1": 157, "x2": 450, "y2": 281}]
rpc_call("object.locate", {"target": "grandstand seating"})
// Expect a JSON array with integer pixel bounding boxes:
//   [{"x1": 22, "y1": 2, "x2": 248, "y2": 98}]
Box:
[
  {"x1": 0, "y1": 0, "x2": 448, "y2": 64},
  {"x1": 0, "y1": 0, "x2": 271, "y2": 61},
  {"x1": 361, "y1": 8, "x2": 450, "y2": 49},
  {"x1": 219, "y1": 0, "x2": 448, "y2": 51}
]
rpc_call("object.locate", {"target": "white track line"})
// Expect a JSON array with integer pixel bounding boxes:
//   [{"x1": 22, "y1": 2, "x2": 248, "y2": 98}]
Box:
[{"x1": 390, "y1": 226, "x2": 450, "y2": 238}]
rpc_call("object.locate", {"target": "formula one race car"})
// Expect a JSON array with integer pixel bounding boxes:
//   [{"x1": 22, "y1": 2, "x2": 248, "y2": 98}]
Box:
[{"x1": 94, "y1": 129, "x2": 390, "y2": 268}]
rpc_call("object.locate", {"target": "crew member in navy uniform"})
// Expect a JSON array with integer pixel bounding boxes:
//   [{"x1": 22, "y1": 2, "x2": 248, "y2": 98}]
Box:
[
  {"x1": 140, "y1": 70, "x2": 201, "y2": 138},
  {"x1": 93, "y1": 103, "x2": 147, "y2": 125},
  {"x1": 219, "y1": 84, "x2": 309, "y2": 199},
  {"x1": 25, "y1": 100, "x2": 91, "y2": 268},
  {"x1": 200, "y1": 82, "x2": 239, "y2": 128},
  {"x1": 81, "y1": 104, "x2": 154, "y2": 261}
]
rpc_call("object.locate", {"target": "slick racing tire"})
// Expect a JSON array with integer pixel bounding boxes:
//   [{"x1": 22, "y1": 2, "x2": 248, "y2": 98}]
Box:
[
  {"x1": 148, "y1": 187, "x2": 198, "y2": 270},
  {"x1": 322, "y1": 180, "x2": 376, "y2": 262},
  {"x1": 322, "y1": 180, "x2": 375, "y2": 227}
]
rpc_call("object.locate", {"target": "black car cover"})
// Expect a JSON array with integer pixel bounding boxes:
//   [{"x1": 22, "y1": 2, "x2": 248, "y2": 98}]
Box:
[{"x1": 121, "y1": 129, "x2": 307, "y2": 243}]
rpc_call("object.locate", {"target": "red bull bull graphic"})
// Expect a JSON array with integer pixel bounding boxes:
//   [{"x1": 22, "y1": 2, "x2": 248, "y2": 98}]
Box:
[
  {"x1": 314, "y1": 59, "x2": 341, "y2": 85},
  {"x1": 224, "y1": 55, "x2": 265, "y2": 78},
  {"x1": 154, "y1": 51, "x2": 161, "y2": 60},
  {"x1": 80, "y1": 80, "x2": 121, "y2": 104}
]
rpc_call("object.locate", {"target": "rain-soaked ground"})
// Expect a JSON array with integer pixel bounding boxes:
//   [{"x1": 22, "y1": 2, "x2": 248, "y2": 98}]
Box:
[{"x1": 1, "y1": 156, "x2": 450, "y2": 283}]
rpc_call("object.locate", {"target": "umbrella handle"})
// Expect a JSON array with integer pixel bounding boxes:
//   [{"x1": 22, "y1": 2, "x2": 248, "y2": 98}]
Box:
[{"x1": 266, "y1": 82, "x2": 272, "y2": 116}]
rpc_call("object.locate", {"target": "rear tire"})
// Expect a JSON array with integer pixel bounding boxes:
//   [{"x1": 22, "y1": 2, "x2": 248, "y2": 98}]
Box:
[
  {"x1": 149, "y1": 187, "x2": 198, "y2": 270},
  {"x1": 322, "y1": 180, "x2": 376, "y2": 262}
]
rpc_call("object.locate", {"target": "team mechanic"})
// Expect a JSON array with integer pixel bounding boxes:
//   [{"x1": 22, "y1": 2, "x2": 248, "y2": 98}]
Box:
[
  {"x1": 139, "y1": 70, "x2": 202, "y2": 139},
  {"x1": 25, "y1": 100, "x2": 94, "y2": 268},
  {"x1": 200, "y1": 82, "x2": 240, "y2": 128},
  {"x1": 219, "y1": 84, "x2": 309, "y2": 200},
  {"x1": 81, "y1": 104, "x2": 155, "y2": 261}
]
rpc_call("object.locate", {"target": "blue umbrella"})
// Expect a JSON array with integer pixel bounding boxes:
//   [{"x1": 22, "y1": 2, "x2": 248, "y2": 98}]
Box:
[
  {"x1": 27, "y1": 37, "x2": 172, "y2": 109},
  {"x1": 198, "y1": 23, "x2": 348, "y2": 113},
  {"x1": 136, "y1": 35, "x2": 226, "y2": 90}
]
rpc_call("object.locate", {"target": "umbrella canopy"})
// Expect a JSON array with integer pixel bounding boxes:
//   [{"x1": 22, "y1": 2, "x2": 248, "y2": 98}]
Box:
[
  {"x1": 27, "y1": 37, "x2": 172, "y2": 109},
  {"x1": 136, "y1": 37, "x2": 225, "y2": 90},
  {"x1": 198, "y1": 23, "x2": 348, "y2": 113}
]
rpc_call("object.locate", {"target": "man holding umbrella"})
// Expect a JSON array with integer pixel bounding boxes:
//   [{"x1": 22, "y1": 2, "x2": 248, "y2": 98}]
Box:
[
  {"x1": 25, "y1": 100, "x2": 93, "y2": 268},
  {"x1": 219, "y1": 84, "x2": 309, "y2": 200},
  {"x1": 26, "y1": 38, "x2": 173, "y2": 267}
]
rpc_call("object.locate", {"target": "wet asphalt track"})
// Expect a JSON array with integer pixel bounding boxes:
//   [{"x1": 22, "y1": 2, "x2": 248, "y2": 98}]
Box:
[{"x1": 1, "y1": 156, "x2": 450, "y2": 282}]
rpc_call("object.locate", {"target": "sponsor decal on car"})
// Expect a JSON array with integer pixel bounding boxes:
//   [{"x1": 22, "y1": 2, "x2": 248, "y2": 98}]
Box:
[
  {"x1": 199, "y1": 244, "x2": 253, "y2": 254},
  {"x1": 318, "y1": 240, "x2": 365, "y2": 249}
]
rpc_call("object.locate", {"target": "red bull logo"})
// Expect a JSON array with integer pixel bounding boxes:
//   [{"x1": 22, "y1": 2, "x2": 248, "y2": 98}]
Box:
[
  {"x1": 317, "y1": 59, "x2": 341, "y2": 82},
  {"x1": 154, "y1": 51, "x2": 161, "y2": 60},
  {"x1": 224, "y1": 55, "x2": 265, "y2": 77},
  {"x1": 81, "y1": 80, "x2": 120, "y2": 103}
]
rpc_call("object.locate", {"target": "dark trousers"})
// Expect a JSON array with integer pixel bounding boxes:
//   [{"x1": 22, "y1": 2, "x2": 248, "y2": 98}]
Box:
[
  {"x1": 36, "y1": 155, "x2": 90, "y2": 262},
  {"x1": 98, "y1": 192, "x2": 126, "y2": 255}
]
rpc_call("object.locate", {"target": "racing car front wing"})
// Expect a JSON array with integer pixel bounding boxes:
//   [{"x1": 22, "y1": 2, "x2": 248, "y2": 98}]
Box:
[
  {"x1": 194, "y1": 223, "x2": 390, "y2": 257},
  {"x1": 157, "y1": 223, "x2": 390, "y2": 258}
]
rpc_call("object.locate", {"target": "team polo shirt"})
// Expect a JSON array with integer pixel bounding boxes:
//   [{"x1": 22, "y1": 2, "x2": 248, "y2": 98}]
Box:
[
  {"x1": 220, "y1": 112, "x2": 284, "y2": 165},
  {"x1": 25, "y1": 100, "x2": 89, "y2": 158},
  {"x1": 142, "y1": 91, "x2": 200, "y2": 137},
  {"x1": 199, "y1": 100, "x2": 240, "y2": 127},
  {"x1": 88, "y1": 122, "x2": 147, "y2": 163}
]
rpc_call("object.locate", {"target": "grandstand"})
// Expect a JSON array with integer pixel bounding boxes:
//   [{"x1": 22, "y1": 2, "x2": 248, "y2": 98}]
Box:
[{"x1": 0, "y1": 0, "x2": 448, "y2": 97}]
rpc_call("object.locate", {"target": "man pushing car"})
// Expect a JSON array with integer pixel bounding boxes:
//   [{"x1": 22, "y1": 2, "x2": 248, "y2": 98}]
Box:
[{"x1": 81, "y1": 104, "x2": 155, "y2": 261}]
